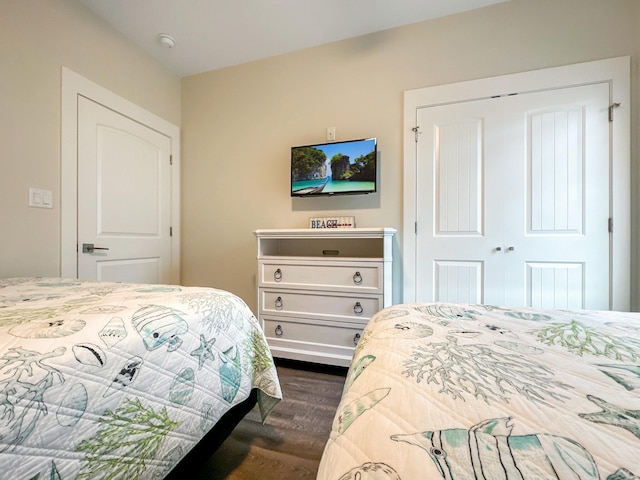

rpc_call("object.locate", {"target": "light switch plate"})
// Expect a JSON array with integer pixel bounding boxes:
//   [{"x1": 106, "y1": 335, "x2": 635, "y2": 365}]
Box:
[{"x1": 29, "y1": 188, "x2": 53, "y2": 209}]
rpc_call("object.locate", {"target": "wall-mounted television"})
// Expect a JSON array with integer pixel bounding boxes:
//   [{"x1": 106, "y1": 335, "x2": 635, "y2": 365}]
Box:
[{"x1": 291, "y1": 138, "x2": 377, "y2": 197}]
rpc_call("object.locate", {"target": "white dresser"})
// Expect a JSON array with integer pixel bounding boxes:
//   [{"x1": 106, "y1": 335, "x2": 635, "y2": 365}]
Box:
[{"x1": 255, "y1": 228, "x2": 395, "y2": 366}]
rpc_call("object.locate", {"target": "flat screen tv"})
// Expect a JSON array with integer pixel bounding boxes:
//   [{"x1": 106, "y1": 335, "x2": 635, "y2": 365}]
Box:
[{"x1": 291, "y1": 138, "x2": 377, "y2": 197}]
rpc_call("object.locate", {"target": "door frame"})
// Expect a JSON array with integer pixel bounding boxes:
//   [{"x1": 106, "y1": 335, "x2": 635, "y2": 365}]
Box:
[
  {"x1": 61, "y1": 67, "x2": 181, "y2": 283},
  {"x1": 403, "y1": 56, "x2": 630, "y2": 310}
]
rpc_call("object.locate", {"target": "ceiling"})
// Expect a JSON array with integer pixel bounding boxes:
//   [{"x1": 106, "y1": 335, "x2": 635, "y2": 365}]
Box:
[{"x1": 80, "y1": 0, "x2": 509, "y2": 77}]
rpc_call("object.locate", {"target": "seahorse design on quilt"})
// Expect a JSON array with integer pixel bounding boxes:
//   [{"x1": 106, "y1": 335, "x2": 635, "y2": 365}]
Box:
[{"x1": 391, "y1": 417, "x2": 638, "y2": 480}]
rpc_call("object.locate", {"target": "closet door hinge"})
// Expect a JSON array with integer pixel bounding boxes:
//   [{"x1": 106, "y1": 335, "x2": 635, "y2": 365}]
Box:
[
  {"x1": 608, "y1": 103, "x2": 620, "y2": 122},
  {"x1": 411, "y1": 126, "x2": 421, "y2": 142},
  {"x1": 608, "y1": 218, "x2": 613, "y2": 233},
  {"x1": 170, "y1": 154, "x2": 173, "y2": 165},
  {"x1": 415, "y1": 222, "x2": 418, "y2": 235},
  {"x1": 170, "y1": 226, "x2": 173, "y2": 237}
]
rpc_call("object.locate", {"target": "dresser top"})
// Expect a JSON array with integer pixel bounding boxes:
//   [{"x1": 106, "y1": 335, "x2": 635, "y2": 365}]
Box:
[{"x1": 255, "y1": 227, "x2": 396, "y2": 239}]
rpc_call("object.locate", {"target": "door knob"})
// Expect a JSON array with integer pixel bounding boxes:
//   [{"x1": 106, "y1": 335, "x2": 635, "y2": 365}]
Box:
[
  {"x1": 508, "y1": 246, "x2": 515, "y2": 251},
  {"x1": 82, "y1": 243, "x2": 109, "y2": 254},
  {"x1": 495, "y1": 246, "x2": 502, "y2": 252}
]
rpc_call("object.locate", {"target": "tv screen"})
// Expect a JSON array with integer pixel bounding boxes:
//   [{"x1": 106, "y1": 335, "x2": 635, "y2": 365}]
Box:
[{"x1": 291, "y1": 138, "x2": 377, "y2": 197}]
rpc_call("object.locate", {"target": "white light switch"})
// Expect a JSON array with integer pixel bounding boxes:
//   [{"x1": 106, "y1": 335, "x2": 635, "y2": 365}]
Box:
[{"x1": 29, "y1": 188, "x2": 53, "y2": 209}]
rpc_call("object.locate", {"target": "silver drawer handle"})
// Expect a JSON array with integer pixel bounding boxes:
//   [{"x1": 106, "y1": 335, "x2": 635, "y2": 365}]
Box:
[
  {"x1": 353, "y1": 271, "x2": 363, "y2": 285},
  {"x1": 353, "y1": 302, "x2": 363, "y2": 315},
  {"x1": 274, "y1": 296, "x2": 283, "y2": 309},
  {"x1": 274, "y1": 268, "x2": 282, "y2": 281},
  {"x1": 275, "y1": 325, "x2": 283, "y2": 336},
  {"x1": 353, "y1": 332, "x2": 361, "y2": 345}
]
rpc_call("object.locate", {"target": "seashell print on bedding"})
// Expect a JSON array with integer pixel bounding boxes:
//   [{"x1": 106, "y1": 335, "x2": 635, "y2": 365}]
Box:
[{"x1": 9, "y1": 317, "x2": 86, "y2": 338}]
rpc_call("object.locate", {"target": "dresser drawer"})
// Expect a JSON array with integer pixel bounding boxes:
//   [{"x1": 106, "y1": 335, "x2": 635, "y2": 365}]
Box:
[
  {"x1": 259, "y1": 260, "x2": 382, "y2": 293},
  {"x1": 259, "y1": 289, "x2": 380, "y2": 322},
  {"x1": 263, "y1": 318, "x2": 364, "y2": 351}
]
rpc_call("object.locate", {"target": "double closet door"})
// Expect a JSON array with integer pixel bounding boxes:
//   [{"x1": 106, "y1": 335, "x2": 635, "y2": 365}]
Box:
[{"x1": 416, "y1": 82, "x2": 610, "y2": 309}]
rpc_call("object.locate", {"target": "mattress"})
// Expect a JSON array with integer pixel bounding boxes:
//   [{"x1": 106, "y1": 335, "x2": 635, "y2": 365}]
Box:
[
  {"x1": 317, "y1": 302, "x2": 640, "y2": 479},
  {"x1": 0, "y1": 277, "x2": 281, "y2": 479}
]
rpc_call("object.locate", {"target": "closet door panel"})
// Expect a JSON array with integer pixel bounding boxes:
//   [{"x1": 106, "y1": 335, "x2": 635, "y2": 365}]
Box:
[
  {"x1": 435, "y1": 119, "x2": 483, "y2": 235},
  {"x1": 529, "y1": 108, "x2": 583, "y2": 234}
]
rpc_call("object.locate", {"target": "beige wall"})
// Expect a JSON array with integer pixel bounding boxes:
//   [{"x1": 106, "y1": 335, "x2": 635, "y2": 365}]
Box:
[
  {"x1": 181, "y1": 0, "x2": 640, "y2": 311},
  {"x1": 0, "y1": 0, "x2": 180, "y2": 277},
  {"x1": 634, "y1": 0, "x2": 640, "y2": 310}
]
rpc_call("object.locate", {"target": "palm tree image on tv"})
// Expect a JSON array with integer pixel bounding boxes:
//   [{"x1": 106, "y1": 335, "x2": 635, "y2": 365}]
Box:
[{"x1": 291, "y1": 139, "x2": 376, "y2": 195}]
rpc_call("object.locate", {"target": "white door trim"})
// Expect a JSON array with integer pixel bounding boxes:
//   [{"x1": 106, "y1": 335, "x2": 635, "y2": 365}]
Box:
[
  {"x1": 61, "y1": 67, "x2": 181, "y2": 283},
  {"x1": 403, "y1": 56, "x2": 630, "y2": 310}
]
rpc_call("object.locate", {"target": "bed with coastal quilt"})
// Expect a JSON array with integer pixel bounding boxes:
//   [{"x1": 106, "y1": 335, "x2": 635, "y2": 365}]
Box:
[
  {"x1": 317, "y1": 302, "x2": 640, "y2": 480},
  {"x1": 0, "y1": 277, "x2": 281, "y2": 479}
]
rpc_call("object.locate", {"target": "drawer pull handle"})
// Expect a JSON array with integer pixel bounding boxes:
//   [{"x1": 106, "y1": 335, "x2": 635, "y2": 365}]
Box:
[
  {"x1": 274, "y1": 268, "x2": 282, "y2": 281},
  {"x1": 274, "y1": 296, "x2": 283, "y2": 309},
  {"x1": 353, "y1": 271, "x2": 363, "y2": 285},
  {"x1": 353, "y1": 332, "x2": 361, "y2": 345},
  {"x1": 353, "y1": 302, "x2": 364, "y2": 315},
  {"x1": 275, "y1": 325, "x2": 283, "y2": 336}
]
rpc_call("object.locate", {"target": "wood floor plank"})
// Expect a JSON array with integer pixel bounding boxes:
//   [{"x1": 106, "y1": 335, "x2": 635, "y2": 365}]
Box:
[{"x1": 190, "y1": 360, "x2": 347, "y2": 479}]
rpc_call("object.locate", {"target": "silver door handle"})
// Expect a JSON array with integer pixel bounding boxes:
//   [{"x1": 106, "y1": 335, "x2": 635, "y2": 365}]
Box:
[
  {"x1": 495, "y1": 246, "x2": 502, "y2": 252},
  {"x1": 507, "y1": 246, "x2": 515, "y2": 251},
  {"x1": 82, "y1": 243, "x2": 109, "y2": 254}
]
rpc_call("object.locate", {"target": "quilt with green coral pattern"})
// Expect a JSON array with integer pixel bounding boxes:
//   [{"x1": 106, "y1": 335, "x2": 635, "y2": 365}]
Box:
[
  {"x1": 0, "y1": 277, "x2": 281, "y2": 479},
  {"x1": 318, "y1": 303, "x2": 639, "y2": 480}
]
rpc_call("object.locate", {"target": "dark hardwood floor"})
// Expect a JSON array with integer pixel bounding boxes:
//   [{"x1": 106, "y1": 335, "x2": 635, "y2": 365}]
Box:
[{"x1": 191, "y1": 359, "x2": 347, "y2": 479}]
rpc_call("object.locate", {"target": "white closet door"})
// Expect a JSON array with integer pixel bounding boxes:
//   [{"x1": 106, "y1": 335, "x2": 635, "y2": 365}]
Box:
[{"x1": 416, "y1": 82, "x2": 610, "y2": 309}]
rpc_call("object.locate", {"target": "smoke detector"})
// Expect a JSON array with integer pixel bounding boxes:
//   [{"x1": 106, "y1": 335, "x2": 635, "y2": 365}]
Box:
[{"x1": 158, "y1": 33, "x2": 176, "y2": 48}]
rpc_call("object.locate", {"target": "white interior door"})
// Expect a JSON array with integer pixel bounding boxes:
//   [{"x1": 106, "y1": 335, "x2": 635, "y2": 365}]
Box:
[
  {"x1": 416, "y1": 82, "x2": 610, "y2": 309},
  {"x1": 77, "y1": 96, "x2": 173, "y2": 283}
]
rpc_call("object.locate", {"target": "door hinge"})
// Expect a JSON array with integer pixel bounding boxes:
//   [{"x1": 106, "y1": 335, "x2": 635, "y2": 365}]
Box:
[
  {"x1": 608, "y1": 103, "x2": 620, "y2": 122},
  {"x1": 411, "y1": 126, "x2": 421, "y2": 142},
  {"x1": 415, "y1": 222, "x2": 418, "y2": 234},
  {"x1": 608, "y1": 217, "x2": 613, "y2": 233},
  {"x1": 170, "y1": 226, "x2": 173, "y2": 237},
  {"x1": 170, "y1": 154, "x2": 173, "y2": 165}
]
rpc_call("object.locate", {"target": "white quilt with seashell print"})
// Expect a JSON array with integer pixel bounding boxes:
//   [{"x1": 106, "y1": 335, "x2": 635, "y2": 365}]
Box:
[
  {"x1": 318, "y1": 303, "x2": 640, "y2": 480},
  {"x1": 0, "y1": 277, "x2": 281, "y2": 479}
]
